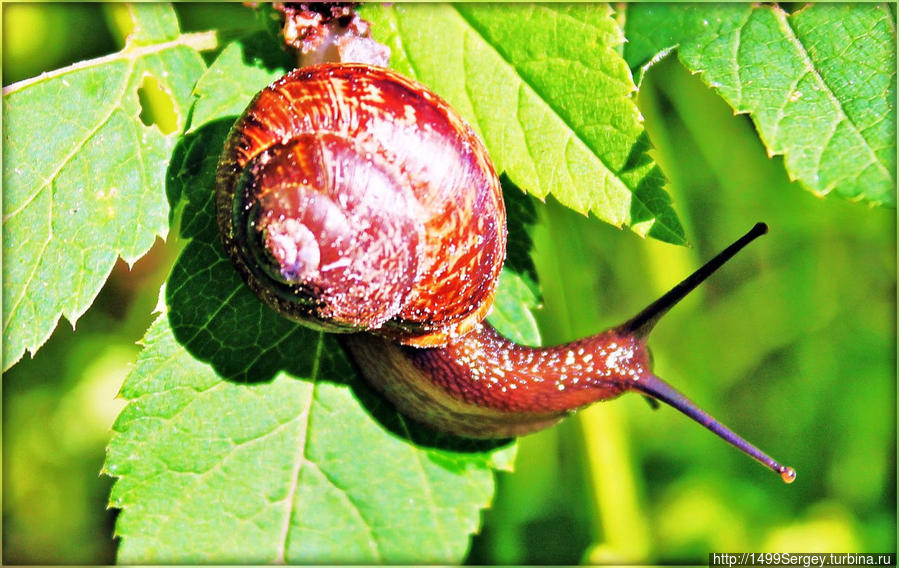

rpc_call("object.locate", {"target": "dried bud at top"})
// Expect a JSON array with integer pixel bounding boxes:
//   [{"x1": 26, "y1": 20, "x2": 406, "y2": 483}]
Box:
[{"x1": 274, "y1": 2, "x2": 390, "y2": 67}]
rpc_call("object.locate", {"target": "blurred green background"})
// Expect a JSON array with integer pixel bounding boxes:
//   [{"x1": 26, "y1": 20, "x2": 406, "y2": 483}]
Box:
[{"x1": 3, "y1": 4, "x2": 895, "y2": 564}]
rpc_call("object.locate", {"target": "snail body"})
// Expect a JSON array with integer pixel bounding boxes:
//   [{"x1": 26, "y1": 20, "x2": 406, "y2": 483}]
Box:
[
  {"x1": 217, "y1": 63, "x2": 795, "y2": 483},
  {"x1": 347, "y1": 324, "x2": 645, "y2": 438}
]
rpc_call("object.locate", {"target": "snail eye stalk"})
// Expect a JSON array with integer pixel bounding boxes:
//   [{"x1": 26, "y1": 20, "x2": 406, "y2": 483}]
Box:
[
  {"x1": 619, "y1": 223, "x2": 769, "y2": 338},
  {"x1": 617, "y1": 223, "x2": 794, "y2": 483}
]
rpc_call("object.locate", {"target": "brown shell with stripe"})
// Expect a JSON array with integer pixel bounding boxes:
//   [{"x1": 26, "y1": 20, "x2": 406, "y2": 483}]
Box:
[{"x1": 216, "y1": 63, "x2": 506, "y2": 347}]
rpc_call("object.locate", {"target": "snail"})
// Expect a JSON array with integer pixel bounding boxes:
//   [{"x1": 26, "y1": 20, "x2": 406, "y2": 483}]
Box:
[{"x1": 216, "y1": 63, "x2": 796, "y2": 483}]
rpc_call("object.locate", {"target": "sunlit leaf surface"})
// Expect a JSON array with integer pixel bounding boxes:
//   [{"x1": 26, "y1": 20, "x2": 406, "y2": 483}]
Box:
[
  {"x1": 625, "y1": 3, "x2": 896, "y2": 206},
  {"x1": 2, "y1": 4, "x2": 209, "y2": 369},
  {"x1": 364, "y1": 4, "x2": 685, "y2": 243}
]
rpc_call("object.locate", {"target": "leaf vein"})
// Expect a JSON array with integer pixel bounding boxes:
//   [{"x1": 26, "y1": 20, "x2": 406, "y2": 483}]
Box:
[
  {"x1": 307, "y1": 461, "x2": 385, "y2": 562},
  {"x1": 274, "y1": 331, "x2": 321, "y2": 564},
  {"x1": 778, "y1": 7, "x2": 891, "y2": 182},
  {"x1": 2, "y1": 71, "x2": 132, "y2": 225},
  {"x1": 770, "y1": 70, "x2": 810, "y2": 145},
  {"x1": 397, "y1": 415, "x2": 453, "y2": 560},
  {"x1": 452, "y1": 7, "x2": 625, "y2": 196},
  {"x1": 2, "y1": 188, "x2": 56, "y2": 339},
  {"x1": 2, "y1": 31, "x2": 216, "y2": 95}
]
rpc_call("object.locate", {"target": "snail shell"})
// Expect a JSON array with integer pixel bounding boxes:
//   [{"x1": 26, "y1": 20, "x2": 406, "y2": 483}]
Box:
[{"x1": 216, "y1": 63, "x2": 505, "y2": 347}]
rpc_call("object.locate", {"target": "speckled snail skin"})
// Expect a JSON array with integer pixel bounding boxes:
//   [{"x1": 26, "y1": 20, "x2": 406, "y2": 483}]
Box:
[{"x1": 216, "y1": 63, "x2": 795, "y2": 483}]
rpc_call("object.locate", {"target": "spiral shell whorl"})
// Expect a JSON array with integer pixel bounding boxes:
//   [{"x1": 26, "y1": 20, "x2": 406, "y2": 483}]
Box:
[{"x1": 216, "y1": 64, "x2": 506, "y2": 345}]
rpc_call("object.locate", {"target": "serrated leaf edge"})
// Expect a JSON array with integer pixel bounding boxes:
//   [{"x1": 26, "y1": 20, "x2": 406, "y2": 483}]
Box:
[
  {"x1": 774, "y1": 7, "x2": 893, "y2": 198},
  {"x1": 2, "y1": 33, "x2": 218, "y2": 370},
  {"x1": 454, "y1": 7, "x2": 633, "y2": 201},
  {"x1": 2, "y1": 31, "x2": 217, "y2": 96},
  {"x1": 449, "y1": 6, "x2": 683, "y2": 238},
  {"x1": 680, "y1": 5, "x2": 895, "y2": 205}
]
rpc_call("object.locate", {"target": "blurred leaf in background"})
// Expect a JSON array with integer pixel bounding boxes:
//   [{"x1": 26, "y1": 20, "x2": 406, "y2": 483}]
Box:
[
  {"x1": 2, "y1": 4, "x2": 116, "y2": 85},
  {"x1": 2, "y1": 259, "x2": 156, "y2": 564},
  {"x1": 469, "y1": 45, "x2": 895, "y2": 565}
]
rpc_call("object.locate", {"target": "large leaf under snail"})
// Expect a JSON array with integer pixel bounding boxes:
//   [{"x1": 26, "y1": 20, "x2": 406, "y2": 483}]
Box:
[
  {"x1": 105, "y1": 31, "x2": 543, "y2": 561},
  {"x1": 106, "y1": 101, "x2": 537, "y2": 562}
]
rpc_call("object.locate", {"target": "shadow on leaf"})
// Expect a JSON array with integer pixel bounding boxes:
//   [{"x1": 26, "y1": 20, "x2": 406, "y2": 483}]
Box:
[
  {"x1": 500, "y1": 173, "x2": 540, "y2": 289},
  {"x1": 163, "y1": 120, "x2": 513, "y2": 456},
  {"x1": 165, "y1": 119, "x2": 322, "y2": 382},
  {"x1": 236, "y1": 29, "x2": 295, "y2": 74},
  {"x1": 620, "y1": 130, "x2": 687, "y2": 245}
]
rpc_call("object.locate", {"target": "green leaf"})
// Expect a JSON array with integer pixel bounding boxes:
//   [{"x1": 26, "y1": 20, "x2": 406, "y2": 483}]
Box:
[
  {"x1": 188, "y1": 31, "x2": 294, "y2": 134},
  {"x1": 488, "y1": 179, "x2": 543, "y2": 347},
  {"x1": 2, "y1": 4, "x2": 212, "y2": 370},
  {"x1": 624, "y1": 3, "x2": 896, "y2": 207},
  {"x1": 362, "y1": 3, "x2": 685, "y2": 244},
  {"x1": 107, "y1": 34, "x2": 531, "y2": 561},
  {"x1": 106, "y1": 94, "x2": 518, "y2": 561},
  {"x1": 107, "y1": 314, "x2": 516, "y2": 563},
  {"x1": 487, "y1": 270, "x2": 541, "y2": 347}
]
